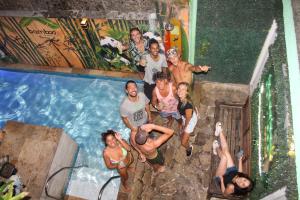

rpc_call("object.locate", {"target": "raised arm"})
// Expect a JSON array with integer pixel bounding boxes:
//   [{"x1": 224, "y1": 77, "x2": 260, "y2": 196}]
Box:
[
  {"x1": 187, "y1": 63, "x2": 210, "y2": 73},
  {"x1": 115, "y1": 132, "x2": 131, "y2": 151},
  {"x1": 141, "y1": 124, "x2": 174, "y2": 148}
]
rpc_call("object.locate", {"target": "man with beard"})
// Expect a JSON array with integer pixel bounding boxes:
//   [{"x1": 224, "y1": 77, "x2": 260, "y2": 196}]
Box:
[
  {"x1": 139, "y1": 39, "x2": 168, "y2": 101},
  {"x1": 120, "y1": 80, "x2": 152, "y2": 161}
]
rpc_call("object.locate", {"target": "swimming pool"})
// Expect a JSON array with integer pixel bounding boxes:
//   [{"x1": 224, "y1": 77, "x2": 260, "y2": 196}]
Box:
[{"x1": 0, "y1": 69, "x2": 138, "y2": 199}]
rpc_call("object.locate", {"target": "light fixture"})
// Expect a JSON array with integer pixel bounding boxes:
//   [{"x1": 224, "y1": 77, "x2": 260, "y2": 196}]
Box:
[{"x1": 80, "y1": 18, "x2": 88, "y2": 30}]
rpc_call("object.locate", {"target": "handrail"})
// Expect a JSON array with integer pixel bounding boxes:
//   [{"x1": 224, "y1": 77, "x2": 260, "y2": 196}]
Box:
[
  {"x1": 45, "y1": 165, "x2": 88, "y2": 200},
  {"x1": 98, "y1": 175, "x2": 120, "y2": 200}
]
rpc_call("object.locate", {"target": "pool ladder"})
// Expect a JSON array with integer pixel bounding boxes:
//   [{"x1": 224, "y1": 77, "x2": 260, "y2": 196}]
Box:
[
  {"x1": 45, "y1": 165, "x2": 87, "y2": 200},
  {"x1": 45, "y1": 165, "x2": 120, "y2": 200},
  {"x1": 97, "y1": 175, "x2": 120, "y2": 200}
]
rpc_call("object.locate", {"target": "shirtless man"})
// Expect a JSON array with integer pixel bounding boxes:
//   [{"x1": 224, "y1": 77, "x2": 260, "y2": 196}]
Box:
[
  {"x1": 166, "y1": 48, "x2": 210, "y2": 86},
  {"x1": 133, "y1": 124, "x2": 174, "y2": 172}
]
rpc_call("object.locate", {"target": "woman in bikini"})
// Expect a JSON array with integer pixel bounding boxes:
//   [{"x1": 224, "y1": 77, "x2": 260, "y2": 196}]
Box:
[{"x1": 102, "y1": 130, "x2": 133, "y2": 192}]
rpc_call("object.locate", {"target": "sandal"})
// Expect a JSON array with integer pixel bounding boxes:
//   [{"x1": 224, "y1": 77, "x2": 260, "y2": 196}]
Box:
[
  {"x1": 213, "y1": 140, "x2": 220, "y2": 155},
  {"x1": 214, "y1": 122, "x2": 222, "y2": 137}
]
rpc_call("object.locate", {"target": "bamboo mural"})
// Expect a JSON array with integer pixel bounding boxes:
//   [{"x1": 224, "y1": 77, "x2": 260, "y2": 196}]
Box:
[
  {"x1": 0, "y1": 17, "x2": 49, "y2": 65},
  {"x1": 0, "y1": 0, "x2": 190, "y2": 71}
]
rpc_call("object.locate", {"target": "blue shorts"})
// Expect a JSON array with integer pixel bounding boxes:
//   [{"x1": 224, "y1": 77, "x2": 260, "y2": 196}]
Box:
[
  {"x1": 225, "y1": 166, "x2": 238, "y2": 175},
  {"x1": 160, "y1": 111, "x2": 181, "y2": 120},
  {"x1": 213, "y1": 166, "x2": 238, "y2": 187}
]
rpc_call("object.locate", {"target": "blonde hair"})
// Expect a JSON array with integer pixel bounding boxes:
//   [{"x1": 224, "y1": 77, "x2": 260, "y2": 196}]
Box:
[{"x1": 177, "y1": 82, "x2": 193, "y2": 103}]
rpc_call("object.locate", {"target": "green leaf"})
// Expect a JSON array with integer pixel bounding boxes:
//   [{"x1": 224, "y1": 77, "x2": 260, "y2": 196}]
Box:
[
  {"x1": 35, "y1": 18, "x2": 60, "y2": 29},
  {"x1": 19, "y1": 17, "x2": 33, "y2": 27}
]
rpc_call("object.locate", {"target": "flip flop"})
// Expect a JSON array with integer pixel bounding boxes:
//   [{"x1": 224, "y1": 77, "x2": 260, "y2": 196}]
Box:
[
  {"x1": 213, "y1": 140, "x2": 220, "y2": 155},
  {"x1": 214, "y1": 122, "x2": 222, "y2": 137}
]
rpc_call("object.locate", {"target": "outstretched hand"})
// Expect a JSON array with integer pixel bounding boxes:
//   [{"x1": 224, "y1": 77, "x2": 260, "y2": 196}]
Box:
[{"x1": 199, "y1": 65, "x2": 210, "y2": 72}]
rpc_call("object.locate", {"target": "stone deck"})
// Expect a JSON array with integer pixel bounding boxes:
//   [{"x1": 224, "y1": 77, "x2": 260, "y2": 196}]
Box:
[
  {"x1": 116, "y1": 81, "x2": 249, "y2": 200},
  {"x1": 0, "y1": 121, "x2": 78, "y2": 199}
]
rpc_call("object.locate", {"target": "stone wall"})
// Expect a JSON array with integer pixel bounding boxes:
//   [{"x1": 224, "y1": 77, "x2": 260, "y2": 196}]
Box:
[{"x1": 0, "y1": 0, "x2": 155, "y2": 19}]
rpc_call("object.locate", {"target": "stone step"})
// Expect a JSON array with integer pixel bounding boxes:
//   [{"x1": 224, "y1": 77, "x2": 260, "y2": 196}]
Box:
[{"x1": 0, "y1": 121, "x2": 78, "y2": 199}]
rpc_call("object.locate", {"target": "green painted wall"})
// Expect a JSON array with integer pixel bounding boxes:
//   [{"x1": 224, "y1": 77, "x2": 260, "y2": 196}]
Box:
[
  {"x1": 250, "y1": 2, "x2": 297, "y2": 199},
  {"x1": 283, "y1": 0, "x2": 300, "y2": 198},
  {"x1": 194, "y1": 0, "x2": 280, "y2": 84}
]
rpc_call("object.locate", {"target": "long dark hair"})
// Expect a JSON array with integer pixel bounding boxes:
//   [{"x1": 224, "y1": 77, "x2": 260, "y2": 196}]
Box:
[
  {"x1": 101, "y1": 130, "x2": 116, "y2": 146},
  {"x1": 233, "y1": 172, "x2": 255, "y2": 196}
]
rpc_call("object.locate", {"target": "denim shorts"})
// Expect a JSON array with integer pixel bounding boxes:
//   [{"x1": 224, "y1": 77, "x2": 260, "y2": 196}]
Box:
[
  {"x1": 160, "y1": 111, "x2": 181, "y2": 120},
  {"x1": 225, "y1": 166, "x2": 238, "y2": 175},
  {"x1": 213, "y1": 166, "x2": 238, "y2": 187}
]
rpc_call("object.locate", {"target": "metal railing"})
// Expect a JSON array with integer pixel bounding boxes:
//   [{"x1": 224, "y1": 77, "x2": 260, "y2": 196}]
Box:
[
  {"x1": 45, "y1": 165, "x2": 88, "y2": 200},
  {"x1": 98, "y1": 175, "x2": 120, "y2": 200}
]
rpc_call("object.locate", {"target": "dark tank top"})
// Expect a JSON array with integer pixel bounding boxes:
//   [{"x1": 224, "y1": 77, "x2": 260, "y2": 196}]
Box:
[
  {"x1": 177, "y1": 101, "x2": 193, "y2": 116},
  {"x1": 223, "y1": 168, "x2": 238, "y2": 187}
]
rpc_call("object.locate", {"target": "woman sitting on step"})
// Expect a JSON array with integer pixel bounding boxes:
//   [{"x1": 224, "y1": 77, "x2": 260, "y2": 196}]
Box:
[
  {"x1": 213, "y1": 122, "x2": 254, "y2": 197},
  {"x1": 102, "y1": 130, "x2": 133, "y2": 192}
]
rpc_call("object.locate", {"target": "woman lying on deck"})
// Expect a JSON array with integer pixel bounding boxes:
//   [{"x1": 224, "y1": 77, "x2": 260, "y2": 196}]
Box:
[
  {"x1": 102, "y1": 130, "x2": 133, "y2": 192},
  {"x1": 213, "y1": 122, "x2": 254, "y2": 197}
]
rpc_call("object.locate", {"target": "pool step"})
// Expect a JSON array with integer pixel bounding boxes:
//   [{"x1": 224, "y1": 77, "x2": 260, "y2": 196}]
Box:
[{"x1": 0, "y1": 121, "x2": 78, "y2": 199}]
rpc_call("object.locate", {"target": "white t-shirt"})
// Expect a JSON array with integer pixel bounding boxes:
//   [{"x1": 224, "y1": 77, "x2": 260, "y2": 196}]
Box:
[
  {"x1": 143, "y1": 53, "x2": 168, "y2": 84},
  {"x1": 119, "y1": 92, "x2": 150, "y2": 128}
]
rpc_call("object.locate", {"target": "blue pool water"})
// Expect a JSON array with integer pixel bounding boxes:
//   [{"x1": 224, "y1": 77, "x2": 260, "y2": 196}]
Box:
[{"x1": 0, "y1": 69, "x2": 138, "y2": 199}]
